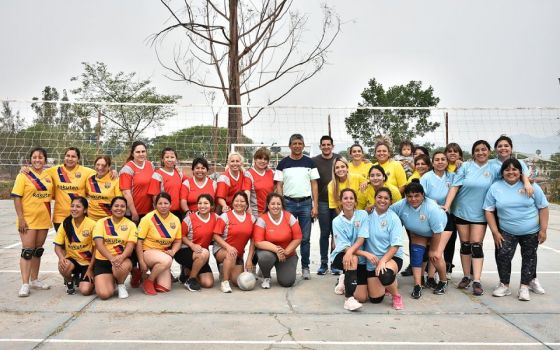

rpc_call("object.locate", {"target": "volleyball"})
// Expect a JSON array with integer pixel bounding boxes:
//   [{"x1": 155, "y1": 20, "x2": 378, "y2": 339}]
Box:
[{"x1": 237, "y1": 272, "x2": 256, "y2": 291}]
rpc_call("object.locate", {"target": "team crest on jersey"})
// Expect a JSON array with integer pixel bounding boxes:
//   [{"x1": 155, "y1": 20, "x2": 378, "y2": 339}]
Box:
[
  {"x1": 45, "y1": 178, "x2": 51, "y2": 183},
  {"x1": 518, "y1": 188, "x2": 526, "y2": 194},
  {"x1": 354, "y1": 221, "x2": 361, "y2": 228},
  {"x1": 386, "y1": 171, "x2": 391, "y2": 177},
  {"x1": 419, "y1": 214, "x2": 427, "y2": 222},
  {"x1": 82, "y1": 230, "x2": 90, "y2": 237},
  {"x1": 170, "y1": 222, "x2": 177, "y2": 229},
  {"x1": 446, "y1": 182, "x2": 451, "y2": 188},
  {"x1": 104, "y1": 182, "x2": 111, "y2": 189},
  {"x1": 380, "y1": 220, "x2": 387, "y2": 228},
  {"x1": 75, "y1": 172, "x2": 82, "y2": 178},
  {"x1": 483, "y1": 171, "x2": 490, "y2": 177},
  {"x1": 121, "y1": 225, "x2": 128, "y2": 231}
]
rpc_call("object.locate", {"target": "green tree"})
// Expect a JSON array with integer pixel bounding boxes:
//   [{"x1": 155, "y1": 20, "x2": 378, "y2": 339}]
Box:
[
  {"x1": 345, "y1": 78, "x2": 440, "y2": 156},
  {"x1": 1, "y1": 101, "x2": 24, "y2": 133}
]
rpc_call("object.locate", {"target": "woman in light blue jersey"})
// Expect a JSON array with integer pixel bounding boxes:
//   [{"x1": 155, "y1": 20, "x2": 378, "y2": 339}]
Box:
[
  {"x1": 491, "y1": 135, "x2": 533, "y2": 196},
  {"x1": 483, "y1": 158, "x2": 549, "y2": 301},
  {"x1": 443, "y1": 140, "x2": 495, "y2": 296}
]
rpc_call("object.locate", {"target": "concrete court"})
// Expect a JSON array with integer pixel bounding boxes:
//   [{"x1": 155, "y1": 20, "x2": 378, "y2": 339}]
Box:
[{"x1": 0, "y1": 200, "x2": 558, "y2": 350}]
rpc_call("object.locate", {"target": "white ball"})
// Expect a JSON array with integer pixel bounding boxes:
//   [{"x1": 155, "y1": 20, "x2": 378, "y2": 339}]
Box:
[{"x1": 237, "y1": 272, "x2": 256, "y2": 291}]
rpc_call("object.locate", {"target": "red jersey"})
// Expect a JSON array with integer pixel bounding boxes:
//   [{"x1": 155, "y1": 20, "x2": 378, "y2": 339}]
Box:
[
  {"x1": 253, "y1": 211, "x2": 302, "y2": 256},
  {"x1": 245, "y1": 168, "x2": 275, "y2": 216},
  {"x1": 148, "y1": 168, "x2": 184, "y2": 211},
  {"x1": 180, "y1": 177, "x2": 217, "y2": 212},
  {"x1": 119, "y1": 161, "x2": 155, "y2": 215},
  {"x1": 181, "y1": 211, "x2": 218, "y2": 249},
  {"x1": 216, "y1": 169, "x2": 251, "y2": 206},
  {"x1": 213, "y1": 211, "x2": 256, "y2": 256}
]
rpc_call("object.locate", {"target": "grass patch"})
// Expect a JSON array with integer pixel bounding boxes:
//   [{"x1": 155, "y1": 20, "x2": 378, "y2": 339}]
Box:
[{"x1": 0, "y1": 180, "x2": 14, "y2": 199}]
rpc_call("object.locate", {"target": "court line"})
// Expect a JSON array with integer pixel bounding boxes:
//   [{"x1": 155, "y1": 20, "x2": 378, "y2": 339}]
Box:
[
  {"x1": 1, "y1": 229, "x2": 55, "y2": 249},
  {"x1": 540, "y1": 244, "x2": 560, "y2": 254}
]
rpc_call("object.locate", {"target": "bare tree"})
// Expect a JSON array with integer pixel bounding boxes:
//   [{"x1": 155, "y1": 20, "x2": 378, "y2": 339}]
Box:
[{"x1": 153, "y1": 0, "x2": 341, "y2": 144}]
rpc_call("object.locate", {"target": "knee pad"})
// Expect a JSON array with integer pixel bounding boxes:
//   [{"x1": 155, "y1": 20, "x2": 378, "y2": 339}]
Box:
[
  {"x1": 471, "y1": 242, "x2": 484, "y2": 258},
  {"x1": 33, "y1": 247, "x2": 45, "y2": 257},
  {"x1": 378, "y1": 269, "x2": 396, "y2": 286},
  {"x1": 369, "y1": 295, "x2": 385, "y2": 304},
  {"x1": 21, "y1": 248, "x2": 34, "y2": 260},
  {"x1": 410, "y1": 244, "x2": 426, "y2": 268},
  {"x1": 460, "y1": 242, "x2": 471, "y2": 255}
]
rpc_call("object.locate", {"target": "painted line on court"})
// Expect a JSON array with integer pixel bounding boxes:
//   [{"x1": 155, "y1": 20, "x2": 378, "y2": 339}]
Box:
[
  {"x1": 540, "y1": 244, "x2": 560, "y2": 254},
  {"x1": 0, "y1": 339, "x2": 558, "y2": 346}
]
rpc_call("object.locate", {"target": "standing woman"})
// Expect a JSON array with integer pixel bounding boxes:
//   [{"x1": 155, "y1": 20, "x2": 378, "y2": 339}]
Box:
[
  {"x1": 85, "y1": 155, "x2": 121, "y2": 221},
  {"x1": 245, "y1": 148, "x2": 275, "y2": 217},
  {"x1": 216, "y1": 152, "x2": 251, "y2": 213},
  {"x1": 213, "y1": 192, "x2": 256, "y2": 293},
  {"x1": 92, "y1": 197, "x2": 138, "y2": 300},
  {"x1": 391, "y1": 182, "x2": 449, "y2": 299},
  {"x1": 48, "y1": 147, "x2": 96, "y2": 231},
  {"x1": 406, "y1": 154, "x2": 431, "y2": 184},
  {"x1": 148, "y1": 147, "x2": 184, "y2": 218},
  {"x1": 484, "y1": 159, "x2": 549, "y2": 301},
  {"x1": 180, "y1": 157, "x2": 217, "y2": 213},
  {"x1": 491, "y1": 135, "x2": 533, "y2": 196},
  {"x1": 12, "y1": 147, "x2": 54, "y2": 297},
  {"x1": 347, "y1": 144, "x2": 371, "y2": 179},
  {"x1": 443, "y1": 140, "x2": 496, "y2": 296},
  {"x1": 359, "y1": 165, "x2": 402, "y2": 213},
  {"x1": 174, "y1": 194, "x2": 218, "y2": 291},
  {"x1": 328, "y1": 157, "x2": 364, "y2": 212},
  {"x1": 253, "y1": 193, "x2": 302, "y2": 289},
  {"x1": 136, "y1": 192, "x2": 182, "y2": 295},
  {"x1": 373, "y1": 141, "x2": 407, "y2": 194},
  {"x1": 445, "y1": 143, "x2": 463, "y2": 173},
  {"x1": 54, "y1": 196, "x2": 96, "y2": 295},
  {"x1": 330, "y1": 188, "x2": 369, "y2": 311}
]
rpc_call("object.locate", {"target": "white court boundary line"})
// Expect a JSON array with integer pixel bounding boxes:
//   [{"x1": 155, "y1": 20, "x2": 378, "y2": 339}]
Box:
[{"x1": 0, "y1": 339, "x2": 558, "y2": 346}]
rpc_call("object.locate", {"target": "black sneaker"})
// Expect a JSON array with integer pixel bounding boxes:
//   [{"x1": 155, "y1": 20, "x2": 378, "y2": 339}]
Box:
[
  {"x1": 184, "y1": 277, "x2": 201, "y2": 292},
  {"x1": 401, "y1": 264, "x2": 412, "y2": 277},
  {"x1": 331, "y1": 267, "x2": 342, "y2": 276},
  {"x1": 179, "y1": 267, "x2": 187, "y2": 284},
  {"x1": 66, "y1": 280, "x2": 76, "y2": 295},
  {"x1": 472, "y1": 281, "x2": 484, "y2": 296},
  {"x1": 433, "y1": 281, "x2": 448, "y2": 295},
  {"x1": 317, "y1": 263, "x2": 328, "y2": 275},
  {"x1": 425, "y1": 277, "x2": 437, "y2": 289},
  {"x1": 411, "y1": 284, "x2": 422, "y2": 299}
]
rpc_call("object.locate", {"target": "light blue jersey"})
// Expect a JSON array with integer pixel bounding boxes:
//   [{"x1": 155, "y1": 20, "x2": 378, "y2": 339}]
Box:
[
  {"x1": 363, "y1": 209, "x2": 404, "y2": 271},
  {"x1": 451, "y1": 161, "x2": 497, "y2": 222},
  {"x1": 420, "y1": 170, "x2": 454, "y2": 206},
  {"x1": 483, "y1": 180, "x2": 548, "y2": 235},
  {"x1": 331, "y1": 209, "x2": 369, "y2": 264},
  {"x1": 489, "y1": 158, "x2": 529, "y2": 181},
  {"x1": 390, "y1": 197, "x2": 447, "y2": 237}
]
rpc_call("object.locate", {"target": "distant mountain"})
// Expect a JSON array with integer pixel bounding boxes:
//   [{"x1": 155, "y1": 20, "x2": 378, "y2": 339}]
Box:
[{"x1": 510, "y1": 134, "x2": 559, "y2": 158}]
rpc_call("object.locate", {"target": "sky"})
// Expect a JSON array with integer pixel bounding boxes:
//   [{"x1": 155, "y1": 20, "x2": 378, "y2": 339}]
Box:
[{"x1": 1, "y1": 0, "x2": 559, "y2": 154}]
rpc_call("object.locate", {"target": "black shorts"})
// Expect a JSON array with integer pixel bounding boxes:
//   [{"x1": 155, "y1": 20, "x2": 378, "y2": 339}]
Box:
[
  {"x1": 444, "y1": 212, "x2": 456, "y2": 232},
  {"x1": 454, "y1": 215, "x2": 486, "y2": 226},
  {"x1": 366, "y1": 256, "x2": 404, "y2": 278},
  {"x1": 172, "y1": 210, "x2": 184, "y2": 221},
  {"x1": 174, "y1": 247, "x2": 212, "y2": 274},
  {"x1": 53, "y1": 223, "x2": 61, "y2": 232},
  {"x1": 93, "y1": 259, "x2": 113, "y2": 276},
  {"x1": 67, "y1": 258, "x2": 91, "y2": 282}
]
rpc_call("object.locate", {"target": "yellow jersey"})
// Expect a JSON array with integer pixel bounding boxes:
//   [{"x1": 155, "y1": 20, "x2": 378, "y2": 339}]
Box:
[
  {"x1": 358, "y1": 183, "x2": 402, "y2": 209},
  {"x1": 92, "y1": 217, "x2": 137, "y2": 260},
  {"x1": 85, "y1": 172, "x2": 121, "y2": 221},
  {"x1": 328, "y1": 173, "x2": 365, "y2": 209},
  {"x1": 137, "y1": 210, "x2": 181, "y2": 251},
  {"x1": 47, "y1": 165, "x2": 95, "y2": 224},
  {"x1": 406, "y1": 171, "x2": 421, "y2": 184},
  {"x1": 447, "y1": 163, "x2": 457, "y2": 173},
  {"x1": 376, "y1": 160, "x2": 407, "y2": 190},
  {"x1": 11, "y1": 170, "x2": 53, "y2": 230},
  {"x1": 348, "y1": 161, "x2": 371, "y2": 180},
  {"x1": 53, "y1": 217, "x2": 96, "y2": 266}
]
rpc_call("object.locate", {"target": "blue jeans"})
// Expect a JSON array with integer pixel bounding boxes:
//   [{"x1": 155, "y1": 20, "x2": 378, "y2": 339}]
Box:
[
  {"x1": 318, "y1": 201, "x2": 336, "y2": 265},
  {"x1": 284, "y1": 197, "x2": 312, "y2": 269}
]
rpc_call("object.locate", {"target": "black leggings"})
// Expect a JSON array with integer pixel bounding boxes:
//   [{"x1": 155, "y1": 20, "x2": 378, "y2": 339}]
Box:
[{"x1": 495, "y1": 232, "x2": 539, "y2": 285}]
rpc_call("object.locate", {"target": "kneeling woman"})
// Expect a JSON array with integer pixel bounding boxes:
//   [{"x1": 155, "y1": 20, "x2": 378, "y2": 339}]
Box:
[
  {"x1": 330, "y1": 188, "x2": 369, "y2": 311},
  {"x1": 174, "y1": 194, "x2": 217, "y2": 291},
  {"x1": 357, "y1": 188, "x2": 404, "y2": 310},
  {"x1": 54, "y1": 196, "x2": 96, "y2": 295},
  {"x1": 391, "y1": 182, "x2": 449, "y2": 299},
  {"x1": 92, "y1": 197, "x2": 138, "y2": 299},
  {"x1": 253, "y1": 193, "x2": 302, "y2": 289},
  {"x1": 137, "y1": 192, "x2": 182, "y2": 295},
  {"x1": 213, "y1": 191, "x2": 256, "y2": 293}
]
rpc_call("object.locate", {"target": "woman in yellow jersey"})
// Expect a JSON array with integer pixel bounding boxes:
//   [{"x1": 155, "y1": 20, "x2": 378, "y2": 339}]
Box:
[
  {"x1": 11, "y1": 147, "x2": 54, "y2": 297},
  {"x1": 328, "y1": 157, "x2": 365, "y2": 212},
  {"x1": 373, "y1": 141, "x2": 407, "y2": 194},
  {"x1": 359, "y1": 165, "x2": 402, "y2": 213},
  {"x1": 54, "y1": 197, "x2": 96, "y2": 296},
  {"x1": 86, "y1": 155, "x2": 121, "y2": 221},
  {"x1": 136, "y1": 192, "x2": 182, "y2": 295},
  {"x1": 347, "y1": 144, "x2": 371, "y2": 179},
  {"x1": 445, "y1": 142, "x2": 463, "y2": 173},
  {"x1": 92, "y1": 197, "x2": 137, "y2": 300},
  {"x1": 406, "y1": 154, "x2": 432, "y2": 184}
]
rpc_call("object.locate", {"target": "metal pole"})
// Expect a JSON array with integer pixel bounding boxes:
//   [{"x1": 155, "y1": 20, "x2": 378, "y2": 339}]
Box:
[{"x1": 444, "y1": 111, "x2": 449, "y2": 145}]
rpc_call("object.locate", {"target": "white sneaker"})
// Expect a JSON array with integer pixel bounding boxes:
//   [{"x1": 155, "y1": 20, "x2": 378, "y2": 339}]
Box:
[
  {"x1": 302, "y1": 268, "x2": 311, "y2": 280},
  {"x1": 334, "y1": 274, "x2": 345, "y2": 295},
  {"x1": 261, "y1": 278, "x2": 271, "y2": 289},
  {"x1": 18, "y1": 284, "x2": 30, "y2": 297},
  {"x1": 30, "y1": 279, "x2": 50, "y2": 290},
  {"x1": 343, "y1": 296, "x2": 362, "y2": 311},
  {"x1": 518, "y1": 285, "x2": 530, "y2": 301},
  {"x1": 221, "y1": 280, "x2": 232, "y2": 293},
  {"x1": 492, "y1": 282, "x2": 511, "y2": 297},
  {"x1": 117, "y1": 284, "x2": 129, "y2": 299},
  {"x1": 529, "y1": 278, "x2": 545, "y2": 294}
]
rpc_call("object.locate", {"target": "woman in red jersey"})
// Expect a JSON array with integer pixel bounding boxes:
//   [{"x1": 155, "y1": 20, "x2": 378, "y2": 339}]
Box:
[
  {"x1": 180, "y1": 157, "x2": 216, "y2": 213},
  {"x1": 148, "y1": 147, "x2": 185, "y2": 219},
  {"x1": 216, "y1": 152, "x2": 250, "y2": 212},
  {"x1": 245, "y1": 148, "x2": 274, "y2": 217}
]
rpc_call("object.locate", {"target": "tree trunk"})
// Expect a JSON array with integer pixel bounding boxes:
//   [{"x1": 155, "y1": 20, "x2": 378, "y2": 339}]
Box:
[{"x1": 227, "y1": 0, "x2": 242, "y2": 148}]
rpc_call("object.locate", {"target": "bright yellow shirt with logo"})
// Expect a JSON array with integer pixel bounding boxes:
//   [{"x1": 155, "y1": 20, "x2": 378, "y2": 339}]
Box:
[
  {"x1": 376, "y1": 160, "x2": 407, "y2": 190},
  {"x1": 92, "y1": 217, "x2": 137, "y2": 260},
  {"x1": 328, "y1": 173, "x2": 365, "y2": 209},
  {"x1": 85, "y1": 172, "x2": 122, "y2": 221},
  {"x1": 358, "y1": 183, "x2": 402, "y2": 209},
  {"x1": 137, "y1": 210, "x2": 181, "y2": 251},
  {"x1": 348, "y1": 161, "x2": 371, "y2": 180},
  {"x1": 11, "y1": 170, "x2": 53, "y2": 230},
  {"x1": 47, "y1": 165, "x2": 96, "y2": 224},
  {"x1": 53, "y1": 217, "x2": 96, "y2": 266}
]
